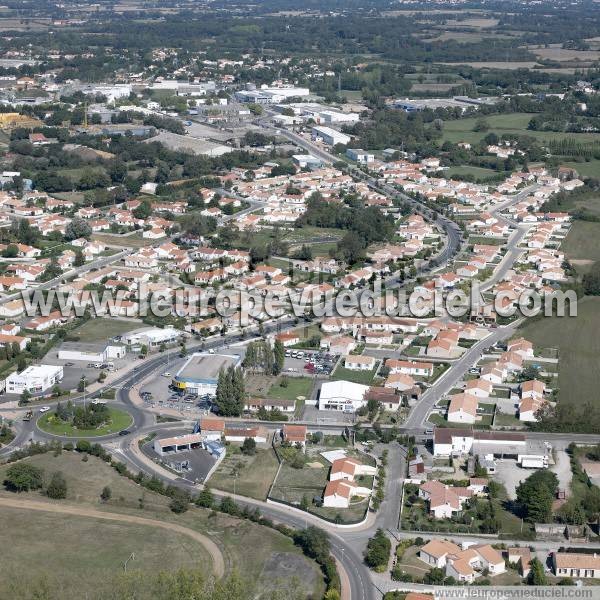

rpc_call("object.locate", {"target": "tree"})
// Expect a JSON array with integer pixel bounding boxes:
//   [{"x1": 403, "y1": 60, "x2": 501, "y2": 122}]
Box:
[
  {"x1": 195, "y1": 487, "x2": 214, "y2": 508},
  {"x1": 424, "y1": 567, "x2": 446, "y2": 585},
  {"x1": 516, "y1": 470, "x2": 558, "y2": 522},
  {"x1": 74, "y1": 249, "x2": 85, "y2": 267},
  {"x1": 273, "y1": 339, "x2": 285, "y2": 376},
  {"x1": 527, "y1": 558, "x2": 548, "y2": 585},
  {"x1": 100, "y1": 486, "x2": 112, "y2": 501},
  {"x1": 215, "y1": 366, "x2": 245, "y2": 416},
  {"x1": 241, "y1": 437, "x2": 256, "y2": 456},
  {"x1": 133, "y1": 198, "x2": 153, "y2": 219},
  {"x1": 65, "y1": 216, "x2": 92, "y2": 240},
  {"x1": 364, "y1": 529, "x2": 391, "y2": 571},
  {"x1": 46, "y1": 471, "x2": 67, "y2": 499},
  {"x1": 4, "y1": 463, "x2": 44, "y2": 492}
]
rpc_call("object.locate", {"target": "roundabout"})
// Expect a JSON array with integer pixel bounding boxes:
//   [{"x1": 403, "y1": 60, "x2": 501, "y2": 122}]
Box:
[{"x1": 37, "y1": 406, "x2": 133, "y2": 438}]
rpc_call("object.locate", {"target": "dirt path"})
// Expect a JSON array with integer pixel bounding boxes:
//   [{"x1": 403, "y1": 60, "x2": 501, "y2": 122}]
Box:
[{"x1": 0, "y1": 497, "x2": 225, "y2": 577}]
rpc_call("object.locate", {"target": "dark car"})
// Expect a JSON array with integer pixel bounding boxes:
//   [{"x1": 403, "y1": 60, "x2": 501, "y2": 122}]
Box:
[{"x1": 118, "y1": 429, "x2": 131, "y2": 436}]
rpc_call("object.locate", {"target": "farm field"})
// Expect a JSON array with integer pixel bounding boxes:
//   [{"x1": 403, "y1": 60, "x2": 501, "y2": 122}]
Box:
[
  {"x1": 71, "y1": 318, "x2": 141, "y2": 343},
  {"x1": 441, "y1": 112, "x2": 600, "y2": 146},
  {"x1": 0, "y1": 452, "x2": 325, "y2": 599},
  {"x1": 520, "y1": 296, "x2": 600, "y2": 408}
]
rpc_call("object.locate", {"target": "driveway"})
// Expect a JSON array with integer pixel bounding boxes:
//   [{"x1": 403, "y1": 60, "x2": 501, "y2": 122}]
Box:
[{"x1": 551, "y1": 449, "x2": 572, "y2": 496}]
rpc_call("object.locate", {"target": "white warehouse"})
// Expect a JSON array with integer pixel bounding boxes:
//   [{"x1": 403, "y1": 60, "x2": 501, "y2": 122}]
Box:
[
  {"x1": 58, "y1": 342, "x2": 126, "y2": 363},
  {"x1": 318, "y1": 380, "x2": 370, "y2": 412},
  {"x1": 311, "y1": 126, "x2": 351, "y2": 146},
  {"x1": 6, "y1": 365, "x2": 63, "y2": 395}
]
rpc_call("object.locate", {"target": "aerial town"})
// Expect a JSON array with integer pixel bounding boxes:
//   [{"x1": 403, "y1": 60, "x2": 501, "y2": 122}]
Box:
[{"x1": 0, "y1": 1, "x2": 599, "y2": 599}]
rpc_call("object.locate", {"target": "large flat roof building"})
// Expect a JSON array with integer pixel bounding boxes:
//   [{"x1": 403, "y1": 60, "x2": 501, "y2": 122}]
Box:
[
  {"x1": 318, "y1": 380, "x2": 369, "y2": 412},
  {"x1": 173, "y1": 353, "x2": 240, "y2": 396},
  {"x1": 311, "y1": 125, "x2": 351, "y2": 147},
  {"x1": 6, "y1": 364, "x2": 63, "y2": 395}
]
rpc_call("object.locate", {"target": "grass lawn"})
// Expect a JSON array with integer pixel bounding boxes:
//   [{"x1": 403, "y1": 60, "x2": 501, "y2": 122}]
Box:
[
  {"x1": 37, "y1": 408, "x2": 133, "y2": 437},
  {"x1": 494, "y1": 412, "x2": 522, "y2": 427},
  {"x1": 331, "y1": 364, "x2": 379, "y2": 385},
  {"x1": 441, "y1": 112, "x2": 600, "y2": 147},
  {"x1": 0, "y1": 453, "x2": 325, "y2": 599},
  {"x1": 209, "y1": 447, "x2": 280, "y2": 500},
  {"x1": 70, "y1": 318, "x2": 140, "y2": 343},
  {"x1": 520, "y1": 296, "x2": 600, "y2": 408},
  {"x1": 268, "y1": 376, "x2": 314, "y2": 401}
]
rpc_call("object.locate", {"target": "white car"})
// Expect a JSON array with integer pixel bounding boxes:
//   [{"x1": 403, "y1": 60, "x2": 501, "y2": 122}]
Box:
[
  {"x1": 39, "y1": 406, "x2": 51, "y2": 413},
  {"x1": 162, "y1": 372, "x2": 171, "y2": 378}
]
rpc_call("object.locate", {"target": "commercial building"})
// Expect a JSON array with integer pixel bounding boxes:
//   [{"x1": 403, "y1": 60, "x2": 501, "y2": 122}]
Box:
[
  {"x1": 292, "y1": 154, "x2": 324, "y2": 169},
  {"x1": 311, "y1": 126, "x2": 351, "y2": 146},
  {"x1": 5, "y1": 364, "x2": 63, "y2": 395},
  {"x1": 235, "y1": 86, "x2": 310, "y2": 104},
  {"x1": 57, "y1": 341, "x2": 126, "y2": 363},
  {"x1": 122, "y1": 327, "x2": 183, "y2": 348},
  {"x1": 318, "y1": 380, "x2": 369, "y2": 412},
  {"x1": 153, "y1": 433, "x2": 204, "y2": 456},
  {"x1": 172, "y1": 353, "x2": 240, "y2": 395},
  {"x1": 346, "y1": 148, "x2": 374, "y2": 164},
  {"x1": 433, "y1": 427, "x2": 551, "y2": 469}
]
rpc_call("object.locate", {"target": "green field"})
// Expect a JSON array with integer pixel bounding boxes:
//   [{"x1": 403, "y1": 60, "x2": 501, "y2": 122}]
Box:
[
  {"x1": 71, "y1": 318, "x2": 141, "y2": 343},
  {"x1": 209, "y1": 447, "x2": 280, "y2": 500},
  {"x1": 562, "y1": 159, "x2": 600, "y2": 179},
  {"x1": 520, "y1": 296, "x2": 600, "y2": 408},
  {"x1": 268, "y1": 376, "x2": 314, "y2": 401},
  {"x1": 331, "y1": 363, "x2": 380, "y2": 385},
  {"x1": 561, "y1": 221, "x2": 600, "y2": 270},
  {"x1": 441, "y1": 112, "x2": 600, "y2": 146},
  {"x1": 445, "y1": 165, "x2": 499, "y2": 179},
  {"x1": 37, "y1": 408, "x2": 133, "y2": 437},
  {"x1": 0, "y1": 452, "x2": 325, "y2": 599}
]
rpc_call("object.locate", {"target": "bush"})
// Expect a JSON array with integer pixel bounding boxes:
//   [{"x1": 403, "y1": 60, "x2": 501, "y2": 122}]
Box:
[
  {"x1": 101, "y1": 486, "x2": 112, "y2": 501},
  {"x1": 169, "y1": 488, "x2": 191, "y2": 514},
  {"x1": 4, "y1": 463, "x2": 44, "y2": 492},
  {"x1": 46, "y1": 471, "x2": 67, "y2": 499},
  {"x1": 241, "y1": 437, "x2": 256, "y2": 456}
]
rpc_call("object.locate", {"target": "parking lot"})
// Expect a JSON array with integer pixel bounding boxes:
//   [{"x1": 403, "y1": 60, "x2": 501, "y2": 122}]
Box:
[
  {"x1": 41, "y1": 351, "x2": 135, "y2": 392},
  {"x1": 283, "y1": 349, "x2": 338, "y2": 377}
]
